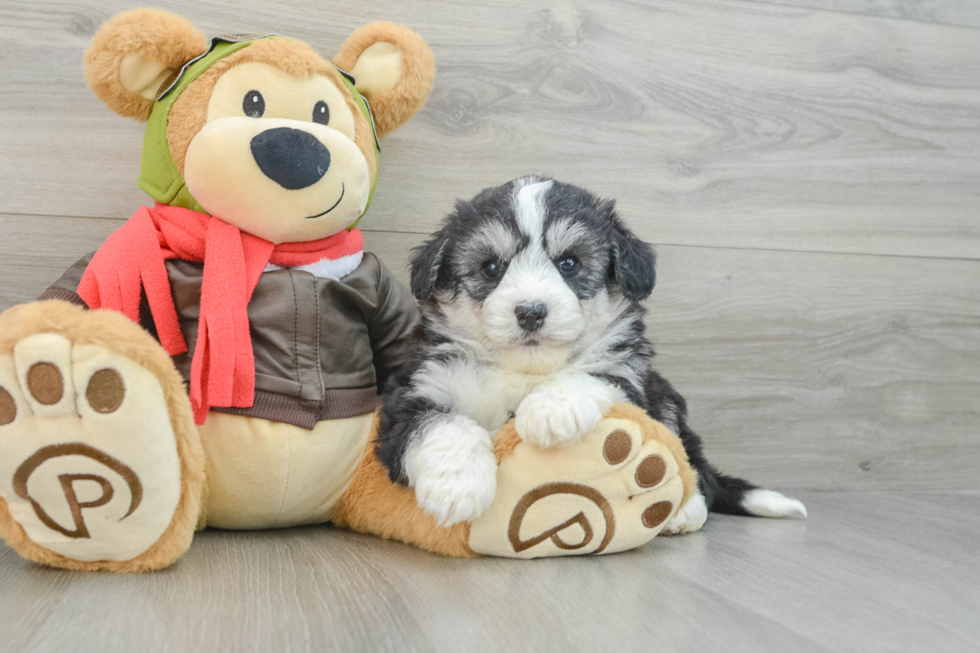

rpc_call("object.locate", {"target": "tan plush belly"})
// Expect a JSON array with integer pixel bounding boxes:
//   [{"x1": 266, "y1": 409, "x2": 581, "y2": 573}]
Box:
[{"x1": 198, "y1": 413, "x2": 374, "y2": 530}]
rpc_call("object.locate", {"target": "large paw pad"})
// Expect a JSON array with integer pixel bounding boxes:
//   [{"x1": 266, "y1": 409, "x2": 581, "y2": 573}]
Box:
[
  {"x1": 470, "y1": 411, "x2": 688, "y2": 558},
  {"x1": 0, "y1": 333, "x2": 182, "y2": 562}
]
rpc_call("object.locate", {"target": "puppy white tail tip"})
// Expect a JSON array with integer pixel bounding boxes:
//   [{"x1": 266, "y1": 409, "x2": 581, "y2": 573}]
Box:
[{"x1": 742, "y1": 489, "x2": 807, "y2": 520}]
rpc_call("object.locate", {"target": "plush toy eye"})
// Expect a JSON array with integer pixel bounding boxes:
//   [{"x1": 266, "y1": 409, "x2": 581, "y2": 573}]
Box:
[
  {"x1": 243, "y1": 90, "x2": 265, "y2": 118},
  {"x1": 312, "y1": 100, "x2": 330, "y2": 125},
  {"x1": 482, "y1": 260, "x2": 505, "y2": 280},
  {"x1": 557, "y1": 255, "x2": 580, "y2": 275}
]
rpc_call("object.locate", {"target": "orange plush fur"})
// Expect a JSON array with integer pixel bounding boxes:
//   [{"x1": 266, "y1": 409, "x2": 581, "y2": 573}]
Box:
[
  {"x1": 83, "y1": 9, "x2": 207, "y2": 121},
  {"x1": 334, "y1": 21, "x2": 436, "y2": 139},
  {"x1": 0, "y1": 301, "x2": 206, "y2": 572},
  {"x1": 334, "y1": 403, "x2": 698, "y2": 557}
]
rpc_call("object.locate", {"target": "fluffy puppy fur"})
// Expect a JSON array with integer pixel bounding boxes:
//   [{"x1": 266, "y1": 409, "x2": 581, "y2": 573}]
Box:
[{"x1": 377, "y1": 177, "x2": 807, "y2": 530}]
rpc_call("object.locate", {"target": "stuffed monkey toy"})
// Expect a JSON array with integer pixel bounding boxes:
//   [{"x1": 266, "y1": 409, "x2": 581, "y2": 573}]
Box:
[{"x1": 0, "y1": 9, "x2": 695, "y2": 571}]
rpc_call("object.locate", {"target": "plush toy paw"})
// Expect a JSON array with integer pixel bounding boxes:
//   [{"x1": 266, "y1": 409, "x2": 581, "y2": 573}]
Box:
[
  {"x1": 0, "y1": 302, "x2": 203, "y2": 572},
  {"x1": 468, "y1": 404, "x2": 695, "y2": 558},
  {"x1": 405, "y1": 417, "x2": 497, "y2": 526},
  {"x1": 515, "y1": 379, "x2": 612, "y2": 448}
]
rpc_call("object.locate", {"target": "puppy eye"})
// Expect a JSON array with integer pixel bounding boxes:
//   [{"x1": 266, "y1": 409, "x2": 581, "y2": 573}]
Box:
[
  {"x1": 482, "y1": 260, "x2": 505, "y2": 280},
  {"x1": 557, "y1": 256, "x2": 580, "y2": 275},
  {"x1": 243, "y1": 90, "x2": 265, "y2": 118},
  {"x1": 313, "y1": 100, "x2": 330, "y2": 125}
]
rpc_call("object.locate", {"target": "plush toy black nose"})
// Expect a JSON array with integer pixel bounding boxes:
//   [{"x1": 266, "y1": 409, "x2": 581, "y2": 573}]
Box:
[
  {"x1": 250, "y1": 127, "x2": 330, "y2": 190},
  {"x1": 515, "y1": 303, "x2": 548, "y2": 332}
]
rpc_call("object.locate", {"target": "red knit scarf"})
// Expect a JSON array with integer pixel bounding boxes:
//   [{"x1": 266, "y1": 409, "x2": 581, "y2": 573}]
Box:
[{"x1": 78, "y1": 203, "x2": 364, "y2": 424}]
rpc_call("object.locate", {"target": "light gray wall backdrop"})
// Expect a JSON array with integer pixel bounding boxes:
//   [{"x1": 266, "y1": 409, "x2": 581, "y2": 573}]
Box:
[{"x1": 1, "y1": 0, "x2": 978, "y2": 492}]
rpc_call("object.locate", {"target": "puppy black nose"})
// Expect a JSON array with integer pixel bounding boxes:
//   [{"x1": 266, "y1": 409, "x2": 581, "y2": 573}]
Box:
[
  {"x1": 250, "y1": 127, "x2": 330, "y2": 190},
  {"x1": 515, "y1": 303, "x2": 548, "y2": 332}
]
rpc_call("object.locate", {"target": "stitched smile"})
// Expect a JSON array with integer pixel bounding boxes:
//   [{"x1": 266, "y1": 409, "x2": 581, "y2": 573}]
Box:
[{"x1": 305, "y1": 183, "x2": 345, "y2": 219}]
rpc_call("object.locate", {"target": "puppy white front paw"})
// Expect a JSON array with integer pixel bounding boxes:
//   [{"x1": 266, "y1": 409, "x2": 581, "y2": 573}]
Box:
[
  {"x1": 663, "y1": 491, "x2": 708, "y2": 535},
  {"x1": 414, "y1": 463, "x2": 497, "y2": 527},
  {"x1": 405, "y1": 417, "x2": 497, "y2": 526},
  {"x1": 516, "y1": 384, "x2": 606, "y2": 448}
]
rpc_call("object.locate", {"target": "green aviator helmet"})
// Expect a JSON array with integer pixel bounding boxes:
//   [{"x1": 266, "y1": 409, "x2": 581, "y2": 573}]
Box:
[{"x1": 136, "y1": 35, "x2": 380, "y2": 226}]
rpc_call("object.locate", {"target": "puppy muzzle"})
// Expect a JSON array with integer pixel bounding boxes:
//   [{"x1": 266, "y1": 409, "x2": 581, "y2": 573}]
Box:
[{"x1": 515, "y1": 303, "x2": 548, "y2": 332}]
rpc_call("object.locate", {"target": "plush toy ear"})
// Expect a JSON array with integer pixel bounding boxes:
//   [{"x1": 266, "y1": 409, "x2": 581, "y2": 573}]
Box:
[
  {"x1": 608, "y1": 206, "x2": 657, "y2": 302},
  {"x1": 334, "y1": 22, "x2": 436, "y2": 139},
  {"x1": 83, "y1": 9, "x2": 207, "y2": 121}
]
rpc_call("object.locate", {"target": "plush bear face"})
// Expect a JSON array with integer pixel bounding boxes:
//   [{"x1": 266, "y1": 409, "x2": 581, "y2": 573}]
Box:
[
  {"x1": 84, "y1": 9, "x2": 435, "y2": 244},
  {"x1": 170, "y1": 40, "x2": 378, "y2": 243}
]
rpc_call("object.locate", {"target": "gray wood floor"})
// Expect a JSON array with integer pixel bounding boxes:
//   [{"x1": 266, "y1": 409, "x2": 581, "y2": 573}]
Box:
[
  {"x1": 1, "y1": 492, "x2": 978, "y2": 653},
  {"x1": 1, "y1": 0, "x2": 978, "y2": 651}
]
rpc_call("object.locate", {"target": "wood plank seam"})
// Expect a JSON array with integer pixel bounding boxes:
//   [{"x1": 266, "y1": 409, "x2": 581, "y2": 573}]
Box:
[{"x1": 736, "y1": 0, "x2": 980, "y2": 31}]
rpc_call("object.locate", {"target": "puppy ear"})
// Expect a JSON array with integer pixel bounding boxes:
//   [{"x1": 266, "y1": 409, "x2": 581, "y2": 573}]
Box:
[
  {"x1": 610, "y1": 215, "x2": 656, "y2": 301},
  {"x1": 83, "y1": 9, "x2": 207, "y2": 121},
  {"x1": 334, "y1": 22, "x2": 435, "y2": 139},
  {"x1": 410, "y1": 230, "x2": 449, "y2": 300}
]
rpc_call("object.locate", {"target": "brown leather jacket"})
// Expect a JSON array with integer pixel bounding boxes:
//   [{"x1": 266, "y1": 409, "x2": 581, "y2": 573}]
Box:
[{"x1": 40, "y1": 252, "x2": 420, "y2": 429}]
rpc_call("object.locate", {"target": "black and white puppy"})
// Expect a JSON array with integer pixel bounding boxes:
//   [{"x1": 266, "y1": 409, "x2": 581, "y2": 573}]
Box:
[{"x1": 377, "y1": 177, "x2": 807, "y2": 530}]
